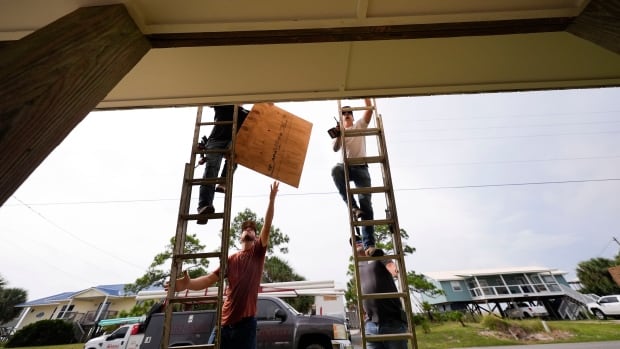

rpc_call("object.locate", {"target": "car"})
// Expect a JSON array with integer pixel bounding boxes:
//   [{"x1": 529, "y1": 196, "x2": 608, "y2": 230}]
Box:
[
  {"x1": 504, "y1": 301, "x2": 548, "y2": 319},
  {"x1": 587, "y1": 295, "x2": 620, "y2": 320}
]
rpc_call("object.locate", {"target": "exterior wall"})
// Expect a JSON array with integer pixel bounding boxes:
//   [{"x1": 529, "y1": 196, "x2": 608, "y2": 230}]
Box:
[
  {"x1": 18, "y1": 304, "x2": 58, "y2": 328},
  {"x1": 15, "y1": 297, "x2": 138, "y2": 331},
  {"x1": 314, "y1": 295, "x2": 345, "y2": 317},
  {"x1": 440, "y1": 280, "x2": 471, "y2": 302}
]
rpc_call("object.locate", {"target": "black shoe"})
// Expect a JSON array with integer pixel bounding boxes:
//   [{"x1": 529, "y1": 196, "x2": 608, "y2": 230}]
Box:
[
  {"x1": 215, "y1": 184, "x2": 226, "y2": 193},
  {"x1": 197, "y1": 206, "x2": 215, "y2": 225},
  {"x1": 352, "y1": 208, "x2": 364, "y2": 219}
]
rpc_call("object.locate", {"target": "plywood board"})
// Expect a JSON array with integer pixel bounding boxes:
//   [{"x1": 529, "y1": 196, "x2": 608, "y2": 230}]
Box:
[{"x1": 235, "y1": 103, "x2": 312, "y2": 187}]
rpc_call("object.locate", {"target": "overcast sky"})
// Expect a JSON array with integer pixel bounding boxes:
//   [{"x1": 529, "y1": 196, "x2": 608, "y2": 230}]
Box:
[{"x1": 1, "y1": 87, "x2": 619, "y2": 301}]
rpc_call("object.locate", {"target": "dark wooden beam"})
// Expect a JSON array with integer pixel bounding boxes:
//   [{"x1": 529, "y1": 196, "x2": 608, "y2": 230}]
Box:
[
  {"x1": 147, "y1": 17, "x2": 572, "y2": 48},
  {"x1": 0, "y1": 4, "x2": 150, "y2": 206},
  {"x1": 567, "y1": 0, "x2": 620, "y2": 54}
]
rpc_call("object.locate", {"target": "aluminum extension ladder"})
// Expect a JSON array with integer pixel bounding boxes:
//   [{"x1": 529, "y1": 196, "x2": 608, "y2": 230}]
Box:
[
  {"x1": 338, "y1": 98, "x2": 418, "y2": 349},
  {"x1": 160, "y1": 105, "x2": 242, "y2": 349}
]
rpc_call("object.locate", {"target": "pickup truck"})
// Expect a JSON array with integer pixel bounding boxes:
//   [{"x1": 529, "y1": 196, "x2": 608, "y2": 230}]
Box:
[
  {"x1": 504, "y1": 301, "x2": 548, "y2": 319},
  {"x1": 587, "y1": 294, "x2": 620, "y2": 320},
  {"x1": 140, "y1": 295, "x2": 350, "y2": 349},
  {"x1": 83, "y1": 323, "x2": 144, "y2": 349}
]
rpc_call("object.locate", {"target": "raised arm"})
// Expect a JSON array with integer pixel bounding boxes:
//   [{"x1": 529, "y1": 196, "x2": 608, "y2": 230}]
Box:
[
  {"x1": 363, "y1": 98, "x2": 373, "y2": 124},
  {"x1": 260, "y1": 181, "x2": 279, "y2": 247}
]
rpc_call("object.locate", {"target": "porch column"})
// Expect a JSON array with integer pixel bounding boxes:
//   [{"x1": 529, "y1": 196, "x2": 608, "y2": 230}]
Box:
[{"x1": 0, "y1": 4, "x2": 151, "y2": 206}]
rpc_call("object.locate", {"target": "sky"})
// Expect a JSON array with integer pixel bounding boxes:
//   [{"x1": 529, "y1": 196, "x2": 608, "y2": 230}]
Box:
[{"x1": 1, "y1": 87, "x2": 619, "y2": 301}]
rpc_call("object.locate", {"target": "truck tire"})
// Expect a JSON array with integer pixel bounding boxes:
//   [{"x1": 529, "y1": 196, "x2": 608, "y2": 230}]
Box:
[
  {"x1": 300, "y1": 337, "x2": 331, "y2": 349},
  {"x1": 592, "y1": 309, "x2": 606, "y2": 320}
]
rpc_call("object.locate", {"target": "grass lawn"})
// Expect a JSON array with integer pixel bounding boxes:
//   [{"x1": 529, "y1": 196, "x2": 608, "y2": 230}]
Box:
[
  {"x1": 4, "y1": 320, "x2": 620, "y2": 349},
  {"x1": 415, "y1": 320, "x2": 620, "y2": 349}
]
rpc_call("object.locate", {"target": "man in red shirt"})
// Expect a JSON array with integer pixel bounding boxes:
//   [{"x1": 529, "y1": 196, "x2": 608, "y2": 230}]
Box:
[{"x1": 170, "y1": 181, "x2": 279, "y2": 349}]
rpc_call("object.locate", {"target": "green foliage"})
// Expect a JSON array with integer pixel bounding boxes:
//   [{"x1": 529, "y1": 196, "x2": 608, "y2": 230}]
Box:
[
  {"x1": 576, "y1": 256, "x2": 620, "y2": 295},
  {"x1": 124, "y1": 234, "x2": 209, "y2": 293},
  {"x1": 480, "y1": 315, "x2": 511, "y2": 332},
  {"x1": 5, "y1": 320, "x2": 74, "y2": 347},
  {"x1": 0, "y1": 274, "x2": 28, "y2": 324}
]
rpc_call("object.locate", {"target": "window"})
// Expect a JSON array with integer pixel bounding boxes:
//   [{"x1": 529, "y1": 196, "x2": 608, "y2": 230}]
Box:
[
  {"x1": 256, "y1": 299, "x2": 281, "y2": 320},
  {"x1": 57, "y1": 305, "x2": 74, "y2": 319},
  {"x1": 450, "y1": 281, "x2": 462, "y2": 292}
]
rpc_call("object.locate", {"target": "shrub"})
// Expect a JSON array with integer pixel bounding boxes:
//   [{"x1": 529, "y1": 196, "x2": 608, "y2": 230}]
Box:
[{"x1": 5, "y1": 319, "x2": 74, "y2": 347}]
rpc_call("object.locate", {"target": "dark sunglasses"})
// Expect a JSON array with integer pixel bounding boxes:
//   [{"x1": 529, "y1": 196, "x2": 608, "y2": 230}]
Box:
[{"x1": 341, "y1": 111, "x2": 353, "y2": 116}]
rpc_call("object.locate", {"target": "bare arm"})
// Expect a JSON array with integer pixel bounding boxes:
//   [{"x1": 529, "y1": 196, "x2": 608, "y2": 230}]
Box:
[
  {"x1": 168, "y1": 270, "x2": 219, "y2": 292},
  {"x1": 363, "y1": 98, "x2": 373, "y2": 124},
  {"x1": 260, "y1": 181, "x2": 279, "y2": 247}
]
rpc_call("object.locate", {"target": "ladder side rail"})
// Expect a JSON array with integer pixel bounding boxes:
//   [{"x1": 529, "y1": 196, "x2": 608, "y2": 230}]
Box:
[
  {"x1": 210, "y1": 104, "x2": 240, "y2": 349},
  {"x1": 337, "y1": 100, "x2": 369, "y2": 347},
  {"x1": 161, "y1": 106, "x2": 206, "y2": 349},
  {"x1": 374, "y1": 112, "x2": 418, "y2": 349}
]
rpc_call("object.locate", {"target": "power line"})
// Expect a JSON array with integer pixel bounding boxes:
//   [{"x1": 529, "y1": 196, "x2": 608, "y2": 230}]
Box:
[
  {"x1": 8, "y1": 177, "x2": 620, "y2": 206},
  {"x1": 11, "y1": 196, "x2": 146, "y2": 271}
]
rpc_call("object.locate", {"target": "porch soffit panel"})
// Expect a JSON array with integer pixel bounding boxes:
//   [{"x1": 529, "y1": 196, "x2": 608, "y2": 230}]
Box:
[
  {"x1": 0, "y1": 0, "x2": 588, "y2": 40},
  {"x1": 100, "y1": 32, "x2": 620, "y2": 108}
]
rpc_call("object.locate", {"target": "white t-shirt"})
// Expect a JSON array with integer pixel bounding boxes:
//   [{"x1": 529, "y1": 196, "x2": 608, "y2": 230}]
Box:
[{"x1": 340, "y1": 118, "x2": 369, "y2": 161}]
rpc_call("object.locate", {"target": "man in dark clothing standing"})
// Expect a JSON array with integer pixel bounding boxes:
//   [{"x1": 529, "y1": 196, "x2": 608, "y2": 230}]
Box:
[
  {"x1": 197, "y1": 105, "x2": 250, "y2": 224},
  {"x1": 353, "y1": 237, "x2": 407, "y2": 349}
]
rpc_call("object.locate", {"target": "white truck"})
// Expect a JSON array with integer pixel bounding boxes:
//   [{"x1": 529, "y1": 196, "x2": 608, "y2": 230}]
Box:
[{"x1": 83, "y1": 323, "x2": 144, "y2": 349}]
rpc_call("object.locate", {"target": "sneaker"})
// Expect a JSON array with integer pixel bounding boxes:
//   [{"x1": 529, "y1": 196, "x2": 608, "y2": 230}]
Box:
[
  {"x1": 352, "y1": 208, "x2": 364, "y2": 219},
  {"x1": 197, "y1": 206, "x2": 215, "y2": 225},
  {"x1": 215, "y1": 184, "x2": 226, "y2": 193},
  {"x1": 365, "y1": 246, "x2": 376, "y2": 257}
]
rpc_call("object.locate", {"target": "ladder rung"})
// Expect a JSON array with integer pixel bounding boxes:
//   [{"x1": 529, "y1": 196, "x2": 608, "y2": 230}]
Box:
[
  {"x1": 352, "y1": 218, "x2": 394, "y2": 227},
  {"x1": 344, "y1": 127, "x2": 381, "y2": 137},
  {"x1": 347, "y1": 156, "x2": 385, "y2": 166},
  {"x1": 167, "y1": 345, "x2": 215, "y2": 349},
  {"x1": 189, "y1": 177, "x2": 226, "y2": 186},
  {"x1": 361, "y1": 292, "x2": 408, "y2": 300},
  {"x1": 175, "y1": 252, "x2": 222, "y2": 260},
  {"x1": 357, "y1": 253, "x2": 400, "y2": 262},
  {"x1": 168, "y1": 295, "x2": 219, "y2": 304},
  {"x1": 184, "y1": 212, "x2": 225, "y2": 221},
  {"x1": 366, "y1": 333, "x2": 415, "y2": 342},
  {"x1": 350, "y1": 186, "x2": 388, "y2": 195},
  {"x1": 198, "y1": 120, "x2": 234, "y2": 126}
]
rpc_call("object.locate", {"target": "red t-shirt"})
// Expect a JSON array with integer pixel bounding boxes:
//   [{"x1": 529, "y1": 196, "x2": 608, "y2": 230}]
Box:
[{"x1": 214, "y1": 240, "x2": 266, "y2": 325}]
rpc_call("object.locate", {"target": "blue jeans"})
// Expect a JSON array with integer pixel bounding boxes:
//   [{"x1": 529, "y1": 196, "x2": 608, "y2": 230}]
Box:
[
  {"x1": 198, "y1": 138, "x2": 230, "y2": 209},
  {"x1": 209, "y1": 317, "x2": 257, "y2": 349},
  {"x1": 331, "y1": 163, "x2": 375, "y2": 249},
  {"x1": 365, "y1": 320, "x2": 408, "y2": 349}
]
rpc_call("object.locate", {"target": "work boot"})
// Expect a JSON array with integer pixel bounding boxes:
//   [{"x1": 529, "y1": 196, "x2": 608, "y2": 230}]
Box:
[
  {"x1": 215, "y1": 184, "x2": 226, "y2": 193},
  {"x1": 197, "y1": 206, "x2": 215, "y2": 225}
]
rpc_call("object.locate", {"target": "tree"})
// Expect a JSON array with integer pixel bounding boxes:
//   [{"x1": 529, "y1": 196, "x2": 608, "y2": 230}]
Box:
[
  {"x1": 576, "y1": 256, "x2": 620, "y2": 295},
  {"x1": 0, "y1": 275, "x2": 28, "y2": 324},
  {"x1": 345, "y1": 225, "x2": 442, "y2": 307},
  {"x1": 126, "y1": 209, "x2": 303, "y2": 307},
  {"x1": 125, "y1": 234, "x2": 210, "y2": 293}
]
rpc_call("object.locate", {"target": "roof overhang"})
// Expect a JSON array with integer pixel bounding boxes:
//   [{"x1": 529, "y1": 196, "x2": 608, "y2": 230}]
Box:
[{"x1": 1, "y1": 0, "x2": 618, "y2": 109}]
